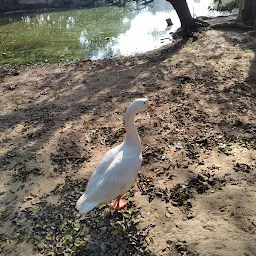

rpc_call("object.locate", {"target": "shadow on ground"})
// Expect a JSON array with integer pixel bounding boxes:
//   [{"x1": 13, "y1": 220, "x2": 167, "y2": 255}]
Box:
[{"x1": 0, "y1": 27, "x2": 255, "y2": 255}]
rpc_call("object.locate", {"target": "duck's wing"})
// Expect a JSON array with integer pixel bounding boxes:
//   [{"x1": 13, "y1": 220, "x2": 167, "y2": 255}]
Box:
[
  {"x1": 85, "y1": 143, "x2": 123, "y2": 193},
  {"x1": 87, "y1": 148, "x2": 142, "y2": 202},
  {"x1": 76, "y1": 143, "x2": 123, "y2": 213},
  {"x1": 77, "y1": 148, "x2": 142, "y2": 214}
]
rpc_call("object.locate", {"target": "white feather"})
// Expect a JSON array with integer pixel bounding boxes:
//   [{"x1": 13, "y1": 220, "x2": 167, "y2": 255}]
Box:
[{"x1": 76, "y1": 98, "x2": 150, "y2": 214}]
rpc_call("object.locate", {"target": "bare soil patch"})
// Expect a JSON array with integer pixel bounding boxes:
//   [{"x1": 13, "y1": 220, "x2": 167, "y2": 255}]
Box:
[{"x1": 0, "y1": 25, "x2": 255, "y2": 256}]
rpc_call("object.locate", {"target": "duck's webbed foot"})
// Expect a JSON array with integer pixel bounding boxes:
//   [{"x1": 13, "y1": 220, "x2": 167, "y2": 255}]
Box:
[{"x1": 110, "y1": 195, "x2": 127, "y2": 210}]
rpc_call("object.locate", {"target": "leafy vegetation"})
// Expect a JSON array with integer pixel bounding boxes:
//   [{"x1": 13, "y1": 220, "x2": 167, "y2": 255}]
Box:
[{"x1": 212, "y1": 0, "x2": 239, "y2": 12}]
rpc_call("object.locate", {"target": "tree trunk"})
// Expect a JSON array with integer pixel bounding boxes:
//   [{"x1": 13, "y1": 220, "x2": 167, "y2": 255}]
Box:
[
  {"x1": 166, "y1": 0, "x2": 194, "y2": 35},
  {"x1": 237, "y1": 0, "x2": 256, "y2": 26}
]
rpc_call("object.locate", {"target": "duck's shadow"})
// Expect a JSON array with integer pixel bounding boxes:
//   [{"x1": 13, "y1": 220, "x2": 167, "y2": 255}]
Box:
[
  {"x1": 11, "y1": 178, "x2": 158, "y2": 256},
  {"x1": 76, "y1": 203, "x2": 149, "y2": 256}
]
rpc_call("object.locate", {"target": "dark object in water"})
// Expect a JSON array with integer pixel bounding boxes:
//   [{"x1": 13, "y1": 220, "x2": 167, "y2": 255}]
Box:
[{"x1": 166, "y1": 18, "x2": 173, "y2": 26}]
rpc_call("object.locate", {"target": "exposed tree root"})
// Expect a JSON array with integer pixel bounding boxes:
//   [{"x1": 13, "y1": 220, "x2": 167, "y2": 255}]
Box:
[
  {"x1": 173, "y1": 18, "x2": 210, "y2": 39},
  {"x1": 211, "y1": 22, "x2": 256, "y2": 30}
]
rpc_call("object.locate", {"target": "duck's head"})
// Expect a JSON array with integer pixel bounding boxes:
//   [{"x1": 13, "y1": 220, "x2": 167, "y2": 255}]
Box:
[{"x1": 128, "y1": 98, "x2": 154, "y2": 114}]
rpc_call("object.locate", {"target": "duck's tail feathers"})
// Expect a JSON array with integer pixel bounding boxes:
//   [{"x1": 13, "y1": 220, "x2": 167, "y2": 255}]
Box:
[{"x1": 76, "y1": 193, "x2": 99, "y2": 214}]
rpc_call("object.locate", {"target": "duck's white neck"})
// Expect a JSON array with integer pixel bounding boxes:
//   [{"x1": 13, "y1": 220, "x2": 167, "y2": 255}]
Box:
[{"x1": 124, "y1": 106, "x2": 141, "y2": 148}]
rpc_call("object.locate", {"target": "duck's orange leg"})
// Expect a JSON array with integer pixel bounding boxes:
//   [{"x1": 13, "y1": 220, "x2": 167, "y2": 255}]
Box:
[{"x1": 111, "y1": 195, "x2": 127, "y2": 210}]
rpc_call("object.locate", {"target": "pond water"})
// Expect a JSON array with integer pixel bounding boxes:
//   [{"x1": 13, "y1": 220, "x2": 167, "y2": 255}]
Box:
[{"x1": 0, "y1": 0, "x2": 226, "y2": 66}]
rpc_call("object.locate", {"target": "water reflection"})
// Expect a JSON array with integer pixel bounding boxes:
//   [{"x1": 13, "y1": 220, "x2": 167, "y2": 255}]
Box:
[
  {"x1": 97, "y1": 10, "x2": 172, "y2": 59},
  {"x1": 22, "y1": 16, "x2": 31, "y2": 24},
  {"x1": 87, "y1": 0, "x2": 223, "y2": 60},
  {"x1": 0, "y1": 0, "x2": 228, "y2": 65},
  {"x1": 79, "y1": 30, "x2": 90, "y2": 46}
]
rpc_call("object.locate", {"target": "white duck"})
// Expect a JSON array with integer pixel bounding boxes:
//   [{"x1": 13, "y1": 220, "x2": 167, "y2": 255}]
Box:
[{"x1": 76, "y1": 98, "x2": 154, "y2": 214}]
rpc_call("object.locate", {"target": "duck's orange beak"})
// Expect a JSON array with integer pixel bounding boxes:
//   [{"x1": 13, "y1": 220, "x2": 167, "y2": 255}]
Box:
[{"x1": 148, "y1": 105, "x2": 154, "y2": 111}]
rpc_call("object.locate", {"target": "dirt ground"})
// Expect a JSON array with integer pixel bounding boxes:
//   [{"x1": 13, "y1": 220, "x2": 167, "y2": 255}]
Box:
[{"x1": 0, "y1": 21, "x2": 256, "y2": 256}]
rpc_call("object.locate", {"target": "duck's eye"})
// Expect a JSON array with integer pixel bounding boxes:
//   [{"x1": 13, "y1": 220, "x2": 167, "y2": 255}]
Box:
[{"x1": 144, "y1": 102, "x2": 146, "y2": 104}]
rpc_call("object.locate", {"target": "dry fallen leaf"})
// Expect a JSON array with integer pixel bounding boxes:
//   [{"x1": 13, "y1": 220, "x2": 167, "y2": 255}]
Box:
[
  {"x1": 145, "y1": 236, "x2": 151, "y2": 245},
  {"x1": 165, "y1": 212, "x2": 172, "y2": 218}
]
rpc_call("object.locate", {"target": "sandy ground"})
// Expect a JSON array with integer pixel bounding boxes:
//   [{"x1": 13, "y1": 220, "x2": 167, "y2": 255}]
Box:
[{"x1": 0, "y1": 24, "x2": 256, "y2": 256}]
